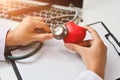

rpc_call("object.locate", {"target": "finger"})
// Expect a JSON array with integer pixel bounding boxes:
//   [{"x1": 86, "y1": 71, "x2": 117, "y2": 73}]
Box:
[
  {"x1": 38, "y1": 22, "x2": 51, "y2": 33},
  {"x1": 23, "y1": 16, "x2": 51, "y2": 33},
  {"x1": 32, "y1": 20, "x2": 51, "y2": 33},
  {"x1": 35, "y1": 33, "x2": 53, "y2": 41},
  {"x1": 31, "y1": 17, "x2": 50, "y2": 32},
  {"x1": 84, "y1": 26, "x2": 101, "y2": 41},
  {"x1": 64, "y1": 43, "x2": 86, "y2": 55},
  {"x1": 79, "y1": 40, "x2": 93, "y2": 47}
]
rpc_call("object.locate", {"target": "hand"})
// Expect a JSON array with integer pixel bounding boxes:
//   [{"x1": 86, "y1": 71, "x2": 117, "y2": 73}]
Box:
[
  {"x1": 6, "y1": 16, "x2": 53, "y2": 46},
  {"x1": 64, "y1": 26, "x2": 107, "y2": 78}
]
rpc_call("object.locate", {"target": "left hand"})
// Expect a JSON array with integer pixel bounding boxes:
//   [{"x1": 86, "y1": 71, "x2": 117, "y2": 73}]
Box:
[
  {"x1": 64, "y1": 26, "x2": 107, "y2": 78},
  {"x1": 6, "y1": 16, "x2": 53, "y2": 46}
]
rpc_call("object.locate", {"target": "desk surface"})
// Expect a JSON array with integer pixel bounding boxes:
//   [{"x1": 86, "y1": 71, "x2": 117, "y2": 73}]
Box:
[
  {"x1": 82, "y1": 0, "x2": 120, "y2": 41},
  {"x1": 0, "y1": 0, "x2": 120, "y2": 80}
]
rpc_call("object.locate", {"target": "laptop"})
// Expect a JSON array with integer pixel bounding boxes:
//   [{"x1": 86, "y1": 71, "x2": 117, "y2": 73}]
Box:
[
  {"x1": 0, "y1": 0, "x2": 83, "y2": 29},
  {"x1": 0, "y1": 0, "x2": 83, "y2": 80}
]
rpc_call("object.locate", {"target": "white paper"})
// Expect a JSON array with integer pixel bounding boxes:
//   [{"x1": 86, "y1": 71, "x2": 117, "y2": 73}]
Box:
[{"x1": 14, "y1": 22, "x2": 120, "y2": 80}]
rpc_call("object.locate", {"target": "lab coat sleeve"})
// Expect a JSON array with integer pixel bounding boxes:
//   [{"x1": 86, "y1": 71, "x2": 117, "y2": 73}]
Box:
[
  {"x1": 0, "y1": 26, "x2": 10, "y2": 61},
  {"x1": 75, "y1": 70, "x2": 103, "y2": 80}
]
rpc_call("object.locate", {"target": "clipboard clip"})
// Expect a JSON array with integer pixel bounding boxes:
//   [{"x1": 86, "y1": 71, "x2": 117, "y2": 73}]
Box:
[{"x1": 105, "y1": 33, "x2": 120, "y2": 56}]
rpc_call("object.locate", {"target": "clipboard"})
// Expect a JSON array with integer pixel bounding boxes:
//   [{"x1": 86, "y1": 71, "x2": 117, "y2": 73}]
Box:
[
  {"x1": 9, "y1": 21, "x2": 120, "y2": 80},
  {"x1": 87, "y1": 21, "x2": 120, "y2": 55}
]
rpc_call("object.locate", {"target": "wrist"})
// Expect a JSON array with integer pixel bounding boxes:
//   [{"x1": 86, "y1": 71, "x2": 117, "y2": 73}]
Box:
[
  {"x1": 88, "y1": 64, "x2": 105, "y2": 79},
  {"x1": 6, "y1": 30, "x2": 15, "y2": 46}
]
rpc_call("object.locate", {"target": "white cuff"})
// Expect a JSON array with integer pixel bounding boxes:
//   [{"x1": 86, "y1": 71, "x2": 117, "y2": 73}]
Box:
[
  {"x1": 75, "y1": 70, "x2": 103, "y2": 80},
  {"x1": 0, "y1": 26, "x2": 10, "y2": 61}
]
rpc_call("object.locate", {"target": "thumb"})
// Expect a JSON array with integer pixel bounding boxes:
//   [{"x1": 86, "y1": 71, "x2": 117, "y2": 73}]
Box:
[{"x1": 64, "y1": 43, "x2": 86, "y2": 55}]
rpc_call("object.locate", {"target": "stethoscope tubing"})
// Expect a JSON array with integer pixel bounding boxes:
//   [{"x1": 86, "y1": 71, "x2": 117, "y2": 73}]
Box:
[{"x1": 5, "y1": 42, "x2": 43, "y2": 60}]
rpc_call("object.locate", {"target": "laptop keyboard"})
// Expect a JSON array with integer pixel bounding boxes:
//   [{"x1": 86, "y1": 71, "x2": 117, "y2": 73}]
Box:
[{"x1": 0, "y1": 0, "x2": 77, "y2": 28}]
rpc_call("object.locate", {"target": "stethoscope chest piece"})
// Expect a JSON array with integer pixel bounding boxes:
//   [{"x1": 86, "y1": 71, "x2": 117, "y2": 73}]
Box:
[{"x1": 52, "y1": 24, "x2": 68, "y2": 40}]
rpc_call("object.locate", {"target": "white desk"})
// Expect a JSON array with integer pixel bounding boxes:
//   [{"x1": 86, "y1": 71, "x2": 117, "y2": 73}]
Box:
[
  {"x1": 0, "y1": 62, "x2": 17, "y2": 80},
  {"x1": 0, "y1": 0, "x2": 120, "y2": 80},
  {"x1": 82, "y1": 0, "x2": 120, "y2": 40}
]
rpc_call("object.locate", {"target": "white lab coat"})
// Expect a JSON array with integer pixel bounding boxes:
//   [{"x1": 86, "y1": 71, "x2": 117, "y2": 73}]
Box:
[
  {"x1": 0, "y1": 26, "x2": 10, "y2": 61},
  {"x1": 0, "y1": 27, "x2": 103, "y2": 80},
  {"x1": 76, "y1": 70, "x2": 103, "y2": 80}
]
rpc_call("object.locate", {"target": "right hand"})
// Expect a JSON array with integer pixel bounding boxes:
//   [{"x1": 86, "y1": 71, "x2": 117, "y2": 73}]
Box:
[
  {"x1": 64, "y1": 26, "x2": 107, "y2": 78},
  {"x1": 6, "y1": 16, "x2": 53, "y2": 46}
]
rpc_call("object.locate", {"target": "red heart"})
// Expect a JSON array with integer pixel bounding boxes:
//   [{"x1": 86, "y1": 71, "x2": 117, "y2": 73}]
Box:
[{"x1": 63, "y1": 22, "x2": 86, "y2": 43}]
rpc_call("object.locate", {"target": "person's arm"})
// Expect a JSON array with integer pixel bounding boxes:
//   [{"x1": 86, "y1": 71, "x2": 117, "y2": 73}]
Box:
[
  {"x1": 1, "y1": 16, "x2": 53, "y2": 61},
  {"x1": 6, "y1": 16, "x2": 53, "y2": 46},
  {"x1": 0, "y1": 27, "x2": 10, "y2": 61},
  {"x1": 65, "y1": 26, "x2": 107, "y2": 79}
]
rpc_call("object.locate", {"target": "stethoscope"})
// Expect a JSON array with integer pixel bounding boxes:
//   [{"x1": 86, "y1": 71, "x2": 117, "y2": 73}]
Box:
[
  {"x1": 5, "y1": 41, "x2": 43, "y2": 60},
  {"x1": 5, "y1": 10, "x2": 82, "y2": 60}
]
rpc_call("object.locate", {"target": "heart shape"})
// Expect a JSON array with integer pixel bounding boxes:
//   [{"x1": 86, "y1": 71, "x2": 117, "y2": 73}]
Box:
[{"x1": 64, "y1": 22, "x2": 86, "y2": 43}]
